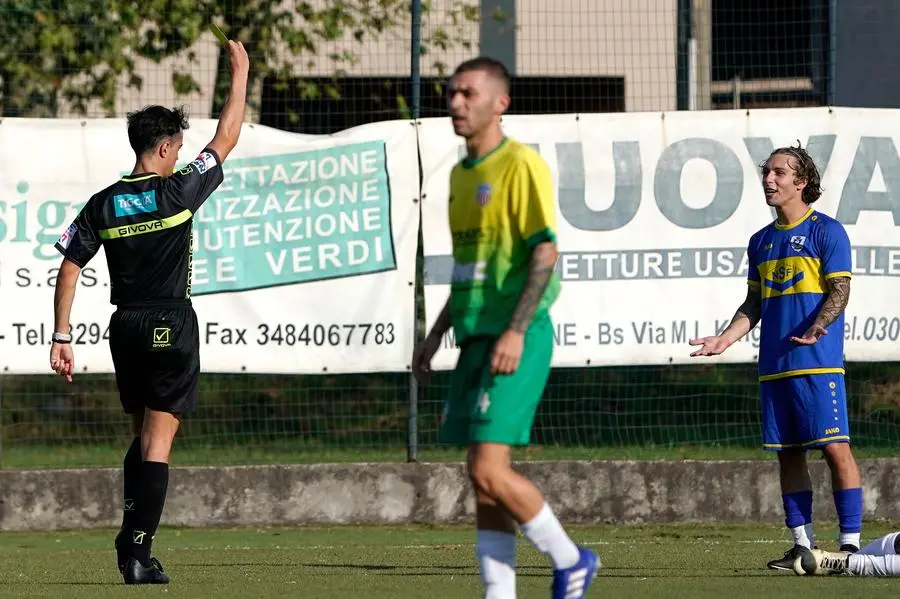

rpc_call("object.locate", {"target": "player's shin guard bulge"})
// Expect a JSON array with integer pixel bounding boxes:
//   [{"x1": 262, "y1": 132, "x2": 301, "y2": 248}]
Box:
[
  {"x1": 124, "y1": 460, "x2": 170, "y2": 580},
  {"x1": 116, "y1": 437, "x2": 143, "y2": 573},
  {"x1": 768, "y1": 490, "x2": 815, "y2": 571},
  {"x1": 833, "y1": 487, "x2": 863, "y2": 551},
  {"x1": 477, "y1": 529, "x2": 517, "y2": 599}
]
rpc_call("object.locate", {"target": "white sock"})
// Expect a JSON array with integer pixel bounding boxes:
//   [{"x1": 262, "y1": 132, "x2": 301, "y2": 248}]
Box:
[
  {"x1": 790, "y1": 524, "x2": 814, "y2": 549},
  {"x1": 839, "y1": 532, "x2": 861, "y2": 549},
  {"x1": 849, "y1": 554, "x2": 900, "y2": 577},
  {"x1": 520, "y1": 503, "x2": 580, "y2": 570},
  {"x1": 476, "y1": 529, "x2": 517, "y2": 599},
  {"x1": 858, "y1": 532, "x2": 900, "y2": 556}
]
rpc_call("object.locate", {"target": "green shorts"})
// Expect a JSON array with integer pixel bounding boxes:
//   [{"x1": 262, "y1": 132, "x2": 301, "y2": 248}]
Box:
[{"x1": 439, "y1": 315, "x2": 554, "y2": 447}]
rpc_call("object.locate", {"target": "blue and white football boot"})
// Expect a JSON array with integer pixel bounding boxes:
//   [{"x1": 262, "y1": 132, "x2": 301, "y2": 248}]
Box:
[{"x1": 551, "y1": 546, "x2": 600, "y2": 599}]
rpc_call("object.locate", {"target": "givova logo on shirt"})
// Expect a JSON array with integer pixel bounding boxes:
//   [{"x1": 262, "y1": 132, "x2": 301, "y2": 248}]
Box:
[{"x1": 113, "y1": 190, "x2": 157, "y2": 217}]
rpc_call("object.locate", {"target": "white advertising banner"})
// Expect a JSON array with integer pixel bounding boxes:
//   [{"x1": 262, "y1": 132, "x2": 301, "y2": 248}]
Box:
[
  {"x1": 0, "y1": 118, "x2": 420, "y2": 374},
  {"x1": 419, "y1": 107, "x2": 900, "y2": 370}
]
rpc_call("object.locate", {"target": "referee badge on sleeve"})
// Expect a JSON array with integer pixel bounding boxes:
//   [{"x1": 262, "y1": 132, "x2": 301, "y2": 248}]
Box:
[
  {"x1": 191, "y1": 151, "x2": 217, "y2": 174},
  {"x1": 57, "y1": 222, "x2": 77, "y2": 250}
]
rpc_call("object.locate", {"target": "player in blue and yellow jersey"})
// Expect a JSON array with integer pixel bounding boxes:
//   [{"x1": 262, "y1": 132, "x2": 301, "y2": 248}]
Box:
[
  {"x1": 412, "y1": 57, "x2": 599, "y2": 599},
  {"x1": 689, "y1": 142, "x2": 863, "y2": 571}
]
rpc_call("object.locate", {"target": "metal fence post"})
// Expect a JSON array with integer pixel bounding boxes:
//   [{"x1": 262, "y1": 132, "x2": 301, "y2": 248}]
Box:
[
  {"x1": 828, "y1": 0, "x2": 837, "y2": 106},
  {"x1": 407, "y1": 0, "x2": 423, "y2": 464},
  {"x1": 0, "y1": 374, "x2": 5, "y2": 469}
]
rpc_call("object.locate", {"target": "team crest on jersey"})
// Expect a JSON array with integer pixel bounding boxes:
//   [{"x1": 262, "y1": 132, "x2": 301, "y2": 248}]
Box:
[
  {"x1": 790, "y1": 235, "x2": 806, "y2": 252},
  {"x1": 476, "y1": 183, "x2": 492, "y2": 206}
]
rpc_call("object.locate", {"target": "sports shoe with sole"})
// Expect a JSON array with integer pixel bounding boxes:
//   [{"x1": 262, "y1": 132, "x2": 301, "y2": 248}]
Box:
[
  {"x1": 123, "y1": 556, "x2": 169, "y2": 584},
  {"x1": 792, "y1": 548, "x2": 852, "y2": 576},
  {"x1": 551, "y1": 546, "x2": 600, "y2": 599},
  {"x1": 767, "y1": 544, "x2": 812, "y2": 571}
]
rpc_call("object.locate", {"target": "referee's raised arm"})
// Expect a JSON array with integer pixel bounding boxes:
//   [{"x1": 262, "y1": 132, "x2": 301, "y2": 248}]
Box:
[
  {"x1": 206, "y1": 40, "x2": 250, "y2": 163},
  {"x1": 164, "y1": 38, "x2": 250, "y2": 214}
]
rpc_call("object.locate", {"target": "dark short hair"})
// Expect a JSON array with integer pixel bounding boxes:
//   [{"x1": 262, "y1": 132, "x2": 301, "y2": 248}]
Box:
[
  {"x1": 452, "y1": 56, "x2": 511, "y2": 92},
  {"x1": 763, "y1": 140, "x2": 823, "y2": 204},
  {"x1": 126, "y1": 105, "x2": 190, "y2": 156}
]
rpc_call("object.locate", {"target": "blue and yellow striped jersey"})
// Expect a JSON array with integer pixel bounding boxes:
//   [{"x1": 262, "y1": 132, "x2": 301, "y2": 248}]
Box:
[{"x1": 747, "y1": 208, "x2": 852, "y2": 381}]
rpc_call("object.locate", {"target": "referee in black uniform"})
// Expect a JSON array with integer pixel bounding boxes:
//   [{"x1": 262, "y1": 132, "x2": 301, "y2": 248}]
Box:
[{"x1": 49, "y1": 38, "x2": 249, "y2": 584}]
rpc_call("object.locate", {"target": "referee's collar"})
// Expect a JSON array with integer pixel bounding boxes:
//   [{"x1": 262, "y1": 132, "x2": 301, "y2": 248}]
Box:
[{"x1": 121, "y1": 172, "x2": 161, "y2": 182}]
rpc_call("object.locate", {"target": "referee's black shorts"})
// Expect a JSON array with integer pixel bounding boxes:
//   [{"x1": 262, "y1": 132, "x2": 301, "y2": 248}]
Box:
[{"x1": 108, "y1": 300, "x2": 200, "y2": 415}]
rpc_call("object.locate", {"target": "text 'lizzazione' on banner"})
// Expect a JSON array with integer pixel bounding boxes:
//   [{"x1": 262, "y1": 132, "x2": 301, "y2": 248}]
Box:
[{"x1": 190, "y1": 141, "x2": 396, "y2": 294}]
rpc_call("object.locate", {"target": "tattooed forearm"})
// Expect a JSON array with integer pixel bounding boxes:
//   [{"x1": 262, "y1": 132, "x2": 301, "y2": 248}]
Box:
[
  {"x1": 814, "y1": 276, "x2": 850, "y2": 328},
  {"x1": 734, "y1": 287, "x2": 762, "y2": 330},
  {"x1": 719, "y1": 287, "x2": 761, "y2": 343},
  {"x1": 509, "y1": 242, "x2": 558, "y2": 333}
]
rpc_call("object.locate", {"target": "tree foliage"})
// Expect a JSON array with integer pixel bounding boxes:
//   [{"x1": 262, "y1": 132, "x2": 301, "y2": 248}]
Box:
[
  {"x1": 0, "y1": 1, "x2": 479, "y2": 119},
  {"x1": 0, "y1": 2, "x2": 140, "y2": 117}
]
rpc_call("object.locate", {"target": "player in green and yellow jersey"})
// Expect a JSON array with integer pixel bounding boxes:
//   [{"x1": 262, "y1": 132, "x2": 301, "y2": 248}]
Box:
[{"x1": 412, "y1": 57, "x2": 599, "y2": 599}]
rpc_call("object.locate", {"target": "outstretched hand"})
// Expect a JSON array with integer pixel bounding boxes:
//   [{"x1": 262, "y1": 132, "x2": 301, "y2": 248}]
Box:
[
  {"x1": 688, "y1": 335, "x2": 731, "y2": 357},
  {"x1": 790, "y1": 324, "x2": 827, "y2": 345}
]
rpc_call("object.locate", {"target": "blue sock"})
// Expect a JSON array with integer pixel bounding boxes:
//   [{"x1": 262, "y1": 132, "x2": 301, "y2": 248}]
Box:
[
  {"x1": 782, "y1": 490, "x2": 813, "y2": 528},
  {"x1": 833, "y1": 488, "x2": 863, "y2": 533}
]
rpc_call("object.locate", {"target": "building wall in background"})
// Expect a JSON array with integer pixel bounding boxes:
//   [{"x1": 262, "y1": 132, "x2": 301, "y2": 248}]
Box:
[{"x1": 59, "y1": 0, "x2": 678, "y2": 119}]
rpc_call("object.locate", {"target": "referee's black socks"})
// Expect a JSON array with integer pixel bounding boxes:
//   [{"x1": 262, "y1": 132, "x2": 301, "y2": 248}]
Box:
[
  {"x1": 132, "y1": 461, "x2": 170, "y2": 567},
  {"x1": 120, "y1": 437, "x2": 142, "y2": 534}
]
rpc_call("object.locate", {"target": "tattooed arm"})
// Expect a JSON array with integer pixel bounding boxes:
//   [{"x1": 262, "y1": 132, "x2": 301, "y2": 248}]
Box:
[
  {"x1": 723, "y1": 286, "x2": 763, "y2": 342},
  {"x1": 790, "y1": 276, "x2": 850, "y2": 345},
  {"x1": 490, "y1": 241, "x2": 558, "y2": 374},
  {"x1": 508, "y1": 241, "x2": 559, "y2": 333},
  {"x1": 493, "y1": 153, "x2": 559, "y2": 374},
  {"x1": 814, "y1": 277, "x2": 851, "y2": 328},
  {"x1": 690, "y1": 286, "x2": 762, "y2": 356}
]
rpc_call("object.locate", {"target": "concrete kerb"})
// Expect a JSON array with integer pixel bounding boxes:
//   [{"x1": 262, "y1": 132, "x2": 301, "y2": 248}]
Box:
[{"x1": 2, "y1": 459, "x2": 898, "y2": 532}]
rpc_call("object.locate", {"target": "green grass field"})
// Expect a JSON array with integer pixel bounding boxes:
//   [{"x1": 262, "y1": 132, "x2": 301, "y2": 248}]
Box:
[
  {"x1": 2, "y1": 522, "x2": 898, "y2": 598},
  {"x1": 2, "y1": 443, "x2": 783, "y2": 470},
  {"x1": 6, "y1": 442, "x2": 900, "y2": 470}
]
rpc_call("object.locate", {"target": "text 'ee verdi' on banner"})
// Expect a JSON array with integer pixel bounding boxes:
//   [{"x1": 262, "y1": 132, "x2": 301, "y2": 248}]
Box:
[{"x1": 189, "y1": 141, "x2": 396, "y2": 295}]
